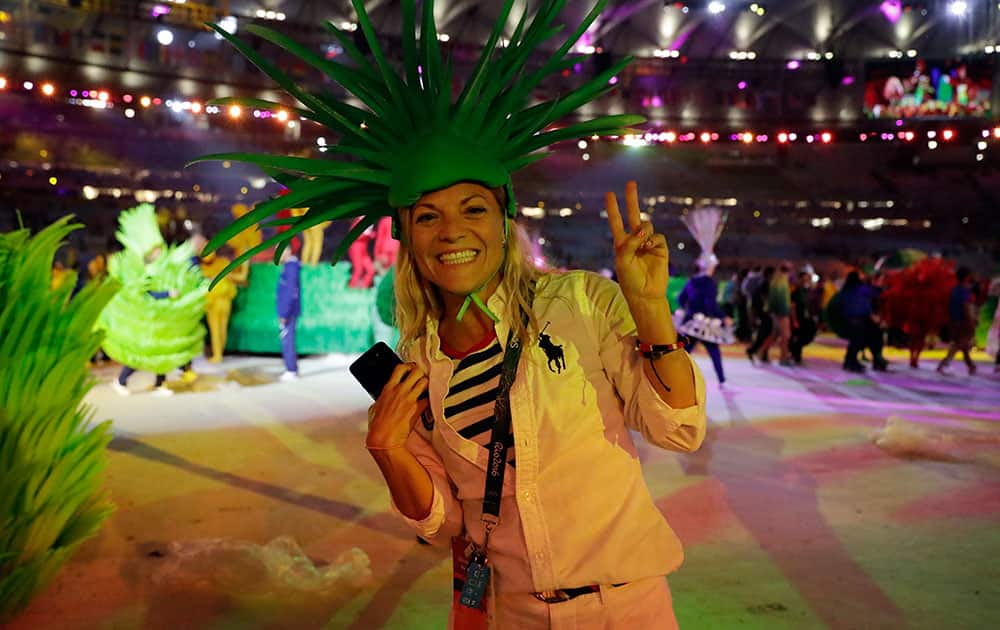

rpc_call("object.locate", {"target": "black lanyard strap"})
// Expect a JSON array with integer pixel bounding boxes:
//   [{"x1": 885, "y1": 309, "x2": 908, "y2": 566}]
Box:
[{"x1": 480, "y1": 309, "x2": 529, "y2": 540}]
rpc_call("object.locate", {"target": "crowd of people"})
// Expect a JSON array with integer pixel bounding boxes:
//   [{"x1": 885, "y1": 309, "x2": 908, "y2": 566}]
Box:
[{"x1": 714, "y1": 261, "x2": 999, "y2": 376}]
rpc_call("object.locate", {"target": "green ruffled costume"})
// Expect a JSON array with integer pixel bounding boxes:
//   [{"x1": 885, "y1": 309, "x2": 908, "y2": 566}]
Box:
[
  {"x1": 0, "y1": 217, "x2": 116, "y2": 622},
  {"x1": 98, "y1": 204, "x2": 206, "y2": 373}
]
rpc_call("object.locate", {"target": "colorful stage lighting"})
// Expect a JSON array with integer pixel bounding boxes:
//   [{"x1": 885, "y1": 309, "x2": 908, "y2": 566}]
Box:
[{"x1": 820, "y1": 132, "x2": 833, "y2": 144}]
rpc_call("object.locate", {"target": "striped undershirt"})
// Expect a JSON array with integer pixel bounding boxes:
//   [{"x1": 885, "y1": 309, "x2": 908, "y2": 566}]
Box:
[{"x1": 441, "y1": 331, "x2": 515, "y2": 469}]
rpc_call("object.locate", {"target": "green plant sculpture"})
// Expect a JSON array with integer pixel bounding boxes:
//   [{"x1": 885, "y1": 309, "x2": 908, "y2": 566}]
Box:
[{"x1": 0, "y1": 217, "x2": 118, "y2": 622}]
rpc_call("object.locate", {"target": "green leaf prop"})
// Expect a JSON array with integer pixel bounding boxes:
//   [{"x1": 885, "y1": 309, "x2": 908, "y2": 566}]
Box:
[{"x1": 0, "y1": 217, "x2": 118, "y2": 623}]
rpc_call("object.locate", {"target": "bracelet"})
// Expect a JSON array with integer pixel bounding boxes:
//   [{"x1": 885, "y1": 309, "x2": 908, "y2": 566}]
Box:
[{"x1": 635, "y1": 337, "x2": 687, "y2": 360}]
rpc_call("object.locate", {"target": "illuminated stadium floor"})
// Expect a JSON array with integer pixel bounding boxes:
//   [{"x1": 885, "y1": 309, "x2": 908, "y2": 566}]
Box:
[{"x1": 8, "y1": 339, "x2": 1000, "y2": 630}]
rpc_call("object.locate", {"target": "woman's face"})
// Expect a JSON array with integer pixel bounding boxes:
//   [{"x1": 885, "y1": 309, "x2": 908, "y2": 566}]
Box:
[{"x1": 405, "y1": 182, "x2": 506, "y2": 302}]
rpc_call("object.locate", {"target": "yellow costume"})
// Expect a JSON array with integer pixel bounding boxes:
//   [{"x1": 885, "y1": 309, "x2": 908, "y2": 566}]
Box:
[
  {"x1": 199, "y1": 253, "x2": 246, "y2": 362},
  {"x1": 286, "y1": 207, "x2": 329, "y2": 265},
  {"x1": 50, "y1": 263, "x2": 70, "y2": 290},
  {"x1": 227, "y1": 203, "x2": 262, "y2": 258}
]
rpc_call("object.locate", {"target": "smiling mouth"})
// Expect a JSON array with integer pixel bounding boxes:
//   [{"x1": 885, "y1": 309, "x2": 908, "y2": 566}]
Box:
[{"x1": 438, "y1": 250, "x2": 479, "y2": 265}]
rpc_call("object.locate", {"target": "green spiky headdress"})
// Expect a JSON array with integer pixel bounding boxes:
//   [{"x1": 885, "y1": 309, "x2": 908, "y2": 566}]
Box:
[{"x1": 193, "y1": 0, "x2": 643, "y2": 316}]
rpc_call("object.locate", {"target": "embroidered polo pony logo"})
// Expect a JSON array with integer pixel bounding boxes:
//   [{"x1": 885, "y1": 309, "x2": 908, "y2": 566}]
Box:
[{"x1": 538, "y1": 322, "x2": 566, "y2": 374}]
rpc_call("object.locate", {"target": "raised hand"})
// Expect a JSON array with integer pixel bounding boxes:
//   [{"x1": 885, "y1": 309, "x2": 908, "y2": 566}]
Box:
[{"x1": 605, "y1": 181, "x2": 670, "y2": 305}]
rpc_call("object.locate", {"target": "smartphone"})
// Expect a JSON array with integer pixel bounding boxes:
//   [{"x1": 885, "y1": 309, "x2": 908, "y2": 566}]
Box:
[
  {"x1": 349, "y1": 341, "x2": 404, "y2": 399},
  {"x1": 350, "y1": 342, "x2": 433, "y2": 431}
]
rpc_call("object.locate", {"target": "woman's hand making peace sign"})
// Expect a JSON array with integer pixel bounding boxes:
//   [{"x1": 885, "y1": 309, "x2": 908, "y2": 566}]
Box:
[{"x1": 605, "y1": 180, "x2": 670, "y2": 306}]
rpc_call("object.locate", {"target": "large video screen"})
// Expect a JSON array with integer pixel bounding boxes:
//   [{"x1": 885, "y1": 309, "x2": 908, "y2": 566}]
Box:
[{"x1": 864, "y1": 58, "x2": 992, "y2": 119}]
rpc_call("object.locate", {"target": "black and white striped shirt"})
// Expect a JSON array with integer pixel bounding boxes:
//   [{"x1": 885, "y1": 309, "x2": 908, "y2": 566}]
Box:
[{"x1": 442, "y1": 337, "x2": 515, "y2": 468}]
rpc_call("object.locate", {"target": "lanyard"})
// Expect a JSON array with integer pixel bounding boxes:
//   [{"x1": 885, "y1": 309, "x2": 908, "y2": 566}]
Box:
[{"x1": 480, "y1": 309, "x2": 528, "y2": 547}]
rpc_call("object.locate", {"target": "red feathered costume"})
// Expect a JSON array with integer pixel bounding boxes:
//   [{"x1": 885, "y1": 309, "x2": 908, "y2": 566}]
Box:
[{"x1": 880, "y1": 258, "x2": 956, "y2": 367}]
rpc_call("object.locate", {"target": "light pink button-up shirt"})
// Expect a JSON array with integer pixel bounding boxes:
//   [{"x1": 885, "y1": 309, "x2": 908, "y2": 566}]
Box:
[{"x1": 394, "y1": 270, "x2": 707, "y2": 594}]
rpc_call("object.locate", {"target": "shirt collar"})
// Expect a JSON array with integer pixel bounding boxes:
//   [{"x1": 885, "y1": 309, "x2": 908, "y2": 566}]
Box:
[{"x1": 423, "y1": 281, "x2": 515, "y2": 362}]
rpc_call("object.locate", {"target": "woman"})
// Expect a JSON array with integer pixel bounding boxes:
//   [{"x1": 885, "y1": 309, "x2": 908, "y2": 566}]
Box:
[
  {"x1": 366, "y1": 179, "x2": 705, "y2": 628},
  {"x1": 202, "y1": 2, "x2": 706, "y2": 625}
]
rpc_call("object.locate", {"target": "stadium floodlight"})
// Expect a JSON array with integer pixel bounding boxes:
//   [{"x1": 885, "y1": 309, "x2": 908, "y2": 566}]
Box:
[
  {"x1": 708, "y1": 2, "x2": 726, "y2": 15},
  {"x1": 947, "y1": 1, "x2": 968, "y2": 16}
]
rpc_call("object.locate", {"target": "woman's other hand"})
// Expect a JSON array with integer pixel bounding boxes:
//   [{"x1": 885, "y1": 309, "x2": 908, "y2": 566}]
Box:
[{"x1": 366, "y1": 363, "x2": 430, "y2": 450}]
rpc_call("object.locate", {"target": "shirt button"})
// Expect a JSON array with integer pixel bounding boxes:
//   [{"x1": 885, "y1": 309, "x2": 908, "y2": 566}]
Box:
[
  {"x1": 521, "y1": 438, "x2": 530, "y2": 447},
  {"x1": 522, "y1": 491, "x2": 533, "y2": 501},
  {"x1": 535, "y1": 552, "x2": 545, "y2": 561}
]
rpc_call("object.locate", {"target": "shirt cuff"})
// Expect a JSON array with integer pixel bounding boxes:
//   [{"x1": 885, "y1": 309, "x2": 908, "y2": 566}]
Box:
[
  {"x1": 391, "y1": 481, "x2": 447, "y2": 539},
  {"x1": 636, "y1": 351, "x2": 705, "y2": 427}
]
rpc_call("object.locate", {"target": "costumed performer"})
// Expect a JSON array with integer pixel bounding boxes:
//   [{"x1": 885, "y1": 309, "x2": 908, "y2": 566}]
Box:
[
  {"x1": 199, "y1": 245, "x2": 245, "y2": 363},
  {"x1": 986, "y1": 274, "x2": 1000, "y2": 373},
  {"x1": 99, "y1": 204, "x2": 207, "y2": 395},
  {"x1": 227, "y1": 202, "x2": 265, "y2": 266},
  {"x1": 372, "y1": 216, "x2": 402, "y2": 346},
  {"x1": 789, "y1": 269, "x2": 818, "y2": 364},
  {"x1": 299, "y1": 207, "x2": 330, "y2": 265},
  {"x1": 277, "y1": 238, "x2": 302, "y2": 381},
  {"x1": 937, "y1": 267, "x2": 978, "y2": 375},
  {"x1": 348, "y1": 217, "x2": 376, "y2": 288},
  {"x1": 880, "y1": 257, "x2": 953, "y2": 368},
  {"x1": 194, "y1": 1, "x2": 706, "y2": 627},
  {"x1": 677, "y1": 206, "x2": 732, "y2": 386},
  {"x1": 374, "y1": 215, "x2": 401, "y2": 274}
]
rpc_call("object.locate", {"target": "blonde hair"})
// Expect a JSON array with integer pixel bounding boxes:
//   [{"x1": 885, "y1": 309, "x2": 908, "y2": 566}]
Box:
[{"x1": 394, "y1": 200, "x2": 541, "y2": 358}]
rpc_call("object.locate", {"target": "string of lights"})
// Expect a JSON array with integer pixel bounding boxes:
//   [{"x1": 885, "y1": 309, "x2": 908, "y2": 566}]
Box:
[{"x1": 3, "y1": 70, "x2": 998, "y2": 150}]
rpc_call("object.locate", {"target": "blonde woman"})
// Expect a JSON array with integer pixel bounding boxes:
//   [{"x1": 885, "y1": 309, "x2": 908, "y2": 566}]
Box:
[{"x1": 366, "y1": 180, "x2": 706, "y2": 627}]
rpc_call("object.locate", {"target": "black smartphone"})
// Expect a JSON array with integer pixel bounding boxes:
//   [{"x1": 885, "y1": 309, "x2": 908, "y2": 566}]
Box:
[{"x1": 349, "y1": 341, "x2": 404, "y2": 399}]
